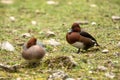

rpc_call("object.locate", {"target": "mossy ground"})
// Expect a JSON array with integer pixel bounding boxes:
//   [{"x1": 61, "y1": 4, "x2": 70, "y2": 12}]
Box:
[{"x1": 0, "y1": 0, "x2": 120, "y2": 80}]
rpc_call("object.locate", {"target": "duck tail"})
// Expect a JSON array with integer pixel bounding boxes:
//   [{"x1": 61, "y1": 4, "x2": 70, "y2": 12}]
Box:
[{"x1": 95, "y1": 42, "x2": 100, "y2": 46}]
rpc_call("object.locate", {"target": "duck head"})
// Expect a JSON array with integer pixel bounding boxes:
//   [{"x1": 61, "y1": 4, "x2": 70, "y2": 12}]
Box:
[
  {"x1": 26, "y1": 37, "x2": 37, "y2": 48},
  {"x1": 71, "y1": 23, "x2": 81, "y2": 32}
]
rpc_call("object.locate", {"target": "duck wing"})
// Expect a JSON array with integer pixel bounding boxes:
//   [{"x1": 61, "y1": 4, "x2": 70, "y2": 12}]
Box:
[{"x1": 80, "y1": 31, "x2": 99, "y2": 46}]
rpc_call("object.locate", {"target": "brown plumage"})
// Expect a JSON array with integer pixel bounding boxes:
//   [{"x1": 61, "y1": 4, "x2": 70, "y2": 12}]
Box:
[
  {"x1": 26, "y1": 37, "x2": 37, "y2": 48},
  {"x1": 66, "y1": 23, "x2": 99, "y2": 53},
  {"x1": 22, "y1": 37, "x2": 45, "y2": 63}
]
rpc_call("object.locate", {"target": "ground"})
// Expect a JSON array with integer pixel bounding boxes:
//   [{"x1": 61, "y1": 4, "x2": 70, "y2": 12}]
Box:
[{"x1": 0, "y1": 0, "x2": 120, "y2": 80}]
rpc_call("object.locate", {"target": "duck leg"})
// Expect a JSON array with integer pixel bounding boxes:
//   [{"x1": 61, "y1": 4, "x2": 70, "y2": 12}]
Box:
[{"x1": 77, "y1": 48, "x2": 80, "y2": 54}]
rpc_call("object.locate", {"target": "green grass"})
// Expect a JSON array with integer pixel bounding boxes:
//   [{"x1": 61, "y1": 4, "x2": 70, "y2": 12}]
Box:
[{"x1": 0, "y1": 0, "x2": 120, "y2": 80}]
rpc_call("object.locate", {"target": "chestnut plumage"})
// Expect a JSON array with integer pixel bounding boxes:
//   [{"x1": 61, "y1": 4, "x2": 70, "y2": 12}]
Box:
[
  {"x1": 22, "y1": 37, "x2": 45, "y2": 63},
  {"x1": 66, "y1": 23, "x2": 99, "y2": 53}
]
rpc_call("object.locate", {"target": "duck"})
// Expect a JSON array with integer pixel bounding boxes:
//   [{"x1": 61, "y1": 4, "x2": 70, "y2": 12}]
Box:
[
  {"x1": 66, "y1": 23, "x2": 99, "y2": 53},
  {"x1": 22, "y1": 37, "x2": 46, "y2": 64}
]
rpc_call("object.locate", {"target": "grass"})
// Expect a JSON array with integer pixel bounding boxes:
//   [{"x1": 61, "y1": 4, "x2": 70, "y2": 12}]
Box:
[{"x1": 0, "y1": 0, "x2": 120, "y2": 80}]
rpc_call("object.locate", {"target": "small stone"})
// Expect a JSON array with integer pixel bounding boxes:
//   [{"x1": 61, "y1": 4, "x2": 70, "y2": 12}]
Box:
[
  {"x1": 112, "y1": 16, "x2": 120, "y2": 20},
  {"x1": 105, "y1": 72, "x2": 115, "y2": 79},
  {"x1": 48, "y1": 70, "x2": 68, "y2": 80},
  {"x1": 21, "y1": 33, "x2": 31, "y2": 38},
  {"x1": 65, "y1": 78, "x2": 75, "y2": 80},
  {"x1": 47, "y1": 39, "x2": 61, "y2": 46},
  {"x1": 90, "y1": 4, "x2": 97, "y2": 7},
  {"x1": 77, "y1": 78, "x2": 82, "y2": 80},
  {"x1": 1, "y1": 0, "x2": 13, "y2": 4},
  {"x1": 0, "y1": 41, "x2": 15, "y2": 51},
  {"x1": 97, "y1": 65, "x2": 107, "y2": 71},
  {"x1": 9, "y1": 16, "x2": 15, "y2": 22},
  {"x1": 91, "y1": 22, "x2": 96, "y2": 25},
  {"x1": 16, "y1": 78, "x2": 21, "y2": 80},
  {"x1": 102, "y1": 49, "x2": 109, "y2": 53},
  {"x1": 46, "y1": 31, "x2": 55, "y2": 37},
  {"x1": 75, "y1": 21, "x2": 89, "y2": 25},
  {"x1": 46, "y1": 0, "x2": 58, "y2": 5},
  {"x1": 88, "y1": 71, "x2": 93, "y2": 74},
  {"x1": 31, "y1": 21, "x2": 37, "y2": 25}
]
